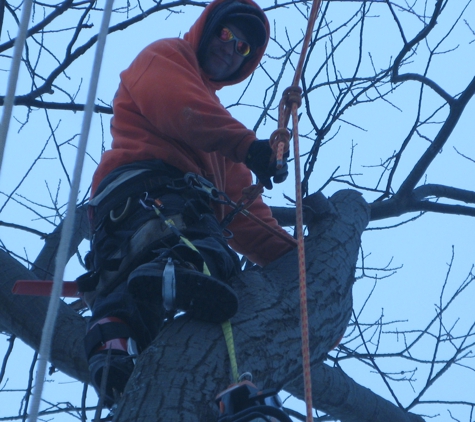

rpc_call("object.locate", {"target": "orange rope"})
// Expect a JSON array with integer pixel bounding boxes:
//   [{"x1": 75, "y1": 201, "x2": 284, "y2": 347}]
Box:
[
  {"x1": 275, "y1": 2, "x2": 323, "y2": 421},
  {"x1": 237, "y1": 3, "x2": 323, "y2": 418},
  {"x1": 292, "y1": 102, "x2": 314, "y2": 422}
]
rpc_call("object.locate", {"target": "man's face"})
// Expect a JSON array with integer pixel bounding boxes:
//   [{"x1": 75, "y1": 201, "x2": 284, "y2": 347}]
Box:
[{"x1": 201, "y1": 23, "x2": 249, "y2": 81}]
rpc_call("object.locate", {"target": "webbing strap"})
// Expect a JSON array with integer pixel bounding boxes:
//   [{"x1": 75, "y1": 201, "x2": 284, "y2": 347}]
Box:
[{"x1": 221, "y1": 320, "x2": 239, "y2": 383}]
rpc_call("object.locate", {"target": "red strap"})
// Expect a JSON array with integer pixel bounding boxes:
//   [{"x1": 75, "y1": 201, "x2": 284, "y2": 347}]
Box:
[{"x1": 12, "y1": 280, "x2": 80, "y2": 297}]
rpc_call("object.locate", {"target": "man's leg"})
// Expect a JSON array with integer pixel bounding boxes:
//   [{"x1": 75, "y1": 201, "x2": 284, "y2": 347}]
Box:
[
  {"x1": 84, "y1": 183, "x2": 240, "y2": 405},
  {"x1": 85, "y1": 281, "x2": 166, "y2": 407},
  {"x1": 127, "y1": 195, "x2": 241, "y2": 322}
]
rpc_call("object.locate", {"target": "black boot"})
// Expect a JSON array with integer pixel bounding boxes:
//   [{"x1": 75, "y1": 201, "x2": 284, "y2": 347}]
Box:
[
  {"x1": 127, "y1": 256, "x2": 238, "y2": 323},
  {"x1": 84, "y1": 317, "x2": 136, "y2": 407}
]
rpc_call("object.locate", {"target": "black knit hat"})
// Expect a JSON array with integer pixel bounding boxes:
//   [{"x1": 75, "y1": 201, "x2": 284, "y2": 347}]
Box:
[
  {"x1": 222, "y1": 12, "x2": 267, "y2": 50},
  {"x1": 198, "y1": 1, "x2": 267, "y2": 64}
]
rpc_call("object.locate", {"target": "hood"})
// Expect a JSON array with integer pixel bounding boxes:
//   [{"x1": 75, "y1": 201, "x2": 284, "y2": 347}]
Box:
[{"x1": 184, "y1": 0, "x2": 270, "y2": 89}]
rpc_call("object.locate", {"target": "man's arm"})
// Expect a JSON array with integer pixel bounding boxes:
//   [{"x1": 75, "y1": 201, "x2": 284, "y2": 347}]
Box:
[{"x1": 224, "y1": 161, "x2": 295, "y2": 267}]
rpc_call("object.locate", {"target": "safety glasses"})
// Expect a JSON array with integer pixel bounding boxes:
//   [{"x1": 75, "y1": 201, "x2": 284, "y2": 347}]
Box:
[{"x1": 216, "y1": 26, "x2": 252, "y2": 57}]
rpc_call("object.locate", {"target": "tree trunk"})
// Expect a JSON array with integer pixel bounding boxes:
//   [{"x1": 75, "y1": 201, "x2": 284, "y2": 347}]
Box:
[{"x1": 111, "y1": 189, "x2": 372, "y2": 421}]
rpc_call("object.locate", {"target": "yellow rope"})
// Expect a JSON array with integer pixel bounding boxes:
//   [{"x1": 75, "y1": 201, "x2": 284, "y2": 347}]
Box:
[{"x1": 221, "y1": 320, "x2": 239, "y2": 383}]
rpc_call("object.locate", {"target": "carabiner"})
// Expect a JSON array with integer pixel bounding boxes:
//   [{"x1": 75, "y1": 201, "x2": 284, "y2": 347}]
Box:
[{"x1": 139, "y1": 192, "x2": 155, "y2": 211}]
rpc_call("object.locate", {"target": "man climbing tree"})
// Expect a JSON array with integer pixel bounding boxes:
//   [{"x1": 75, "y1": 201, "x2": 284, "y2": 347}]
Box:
[
  {"x1": 82, "y1": 0, "x2": 297, "y2": 407},
  {"x1": 2, "y1": 0, "x2": 473, "y2": 420}
]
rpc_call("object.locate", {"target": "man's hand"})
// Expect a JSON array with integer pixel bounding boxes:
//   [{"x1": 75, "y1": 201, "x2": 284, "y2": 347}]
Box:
[{"x1": 245, "y1": 140, "x2": 289, "y2": 189}]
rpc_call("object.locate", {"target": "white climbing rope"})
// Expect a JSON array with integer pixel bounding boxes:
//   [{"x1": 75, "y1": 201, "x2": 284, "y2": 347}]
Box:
[
  {"x1": 27, "y1": 0, "x2": 115, "y2": 420},
  {"x1": 0, "y1": 0, "x2": 33, "y2": 179}
]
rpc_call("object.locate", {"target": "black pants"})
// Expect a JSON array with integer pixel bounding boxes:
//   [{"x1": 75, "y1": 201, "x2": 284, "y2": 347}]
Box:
[{"x1": 86, "y1": 163, "x2": 241, "y2": 351}]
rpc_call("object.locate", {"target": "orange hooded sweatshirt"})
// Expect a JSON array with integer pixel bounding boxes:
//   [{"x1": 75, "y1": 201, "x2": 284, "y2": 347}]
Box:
[{"x1": 91, "y1": 0, "x2": 295, "y2": 266}]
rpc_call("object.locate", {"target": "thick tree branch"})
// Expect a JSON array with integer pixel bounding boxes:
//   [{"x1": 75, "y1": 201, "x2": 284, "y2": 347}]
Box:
[
  {"x1": 286, "y1": 364, "x2": 425, "y2": 422},
  {"x1": 0, "y1": 249, "x2": 89, "y2": 382},
  {"x1": 0, "y1": 205, "x2": 90, "y2": 378},
  {"x1": 412, "y1": 184, "x2": 475, "y2": 203},
  {"x1": 369, "y1": 184, "x2": 475, "y2": 220},
  {"x1": 272, "y1": 184, "x2": 475, "y2": 223}
]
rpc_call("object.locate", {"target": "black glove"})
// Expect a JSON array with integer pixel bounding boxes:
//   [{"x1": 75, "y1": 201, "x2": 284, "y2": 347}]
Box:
[{"x1": 245, "y1": 140, "x2": 289, "y2": 190}]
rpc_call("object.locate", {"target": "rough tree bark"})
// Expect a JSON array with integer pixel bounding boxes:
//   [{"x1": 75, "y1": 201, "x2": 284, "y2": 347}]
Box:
[{"x1": 0, "y1": 190, "x2": 425, "y2": 421}]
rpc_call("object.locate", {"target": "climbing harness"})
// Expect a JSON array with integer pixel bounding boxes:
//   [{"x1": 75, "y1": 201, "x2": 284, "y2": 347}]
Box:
[
  {"x1": 216, "y1": 379, "x2": 292, "y2": 422},
  {"x1": 13, "y1": 168, "x2": 294, "y2": 301}
]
